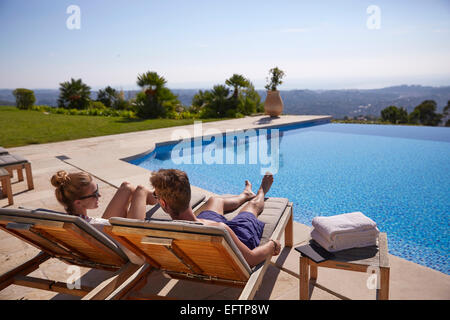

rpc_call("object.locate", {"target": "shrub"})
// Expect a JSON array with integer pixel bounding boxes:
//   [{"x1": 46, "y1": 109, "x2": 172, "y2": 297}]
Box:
[
  {"x1": 166, "y1": 111, "x2": 178, "y2": 119},
  {"x1": 226, "y1": 109, "x2": 237, "y2": 118},
  {"x1": 180, "y1": 111, "x2": 195, "y2": 119},
  {"x1": 121, "y1": 110, "x2": 136, "y2": 119},
  {"x1": 409, "y1": 100, "x2": 443, "y2": 126},
  {"x1": 87, "y1": 108, "x2": 102, "y2": 116},
  {"x1": 13, "y1": 88, "x2": 36, "y2": 109},
  {"x1": 114, "y1": 98, "x2": 132, "y2": 110},
  {"x1": 55, "y1": 108, "x2": 68, "y2": 115},
  {"x1": 89, "y1": 101, "x2": 107, "y2": 110},
  {"x1": 31, "y1": 105, "x2": 52, "y2": 112},
  {"x1": 380, "y1": 106, "x2": 408, "y2": 124}
]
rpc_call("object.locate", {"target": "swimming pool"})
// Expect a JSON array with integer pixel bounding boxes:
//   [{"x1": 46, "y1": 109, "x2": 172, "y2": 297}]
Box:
[{"x1": 128, "y1": 122, "x2": 450, "y2": 274}]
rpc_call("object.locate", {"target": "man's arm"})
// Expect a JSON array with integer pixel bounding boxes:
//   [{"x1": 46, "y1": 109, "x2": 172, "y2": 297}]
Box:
[{"x1": 220, "y1": 223, "x2": 278, "y2": 267}]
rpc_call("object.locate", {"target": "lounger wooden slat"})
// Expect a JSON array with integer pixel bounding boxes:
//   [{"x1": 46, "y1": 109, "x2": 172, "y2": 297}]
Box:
[
  {"x1": 63, "y1": 223, "x2": 126, "y2": 266},
  {"x1": 0, "y1": 208, "x2": 136, "y2": 299},
  {"x1": 13, "y1": 275, "x2": 94, "y2": 297},
  {"x1": 104, "y1": 198, "x2": 294, "y2": 299},
  {"x1": 104, "y1": 224, "x2": 251, "y2": 283},
  {"x1": 0, "y1": 216, "x2": 126, "y2": 269},
  {"x1": 238, "y1": 203, "x2": 294, "y2": 300},
  {"x1": 0, "y1": 252, "x2": 50, "y2": 292},
  {"x1": 103, "y1": 264, "x2": 155, "y2": 300},
  {"x1": 0, "y1": 192, "x2": 208, "y2": 299},
  {"x1": 0, "y1": 222, "x2": 76, "y2": 259}
]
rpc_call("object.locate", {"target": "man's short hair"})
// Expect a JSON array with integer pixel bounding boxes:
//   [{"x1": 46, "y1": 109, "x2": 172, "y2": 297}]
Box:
[{"x1": 150, "y1": 169, "x2": 191, "y2": 216}]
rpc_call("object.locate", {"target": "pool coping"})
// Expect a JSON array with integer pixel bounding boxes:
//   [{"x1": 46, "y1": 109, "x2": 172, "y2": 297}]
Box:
[{"x1": 121, "y1": 115, "x2": 332, "y2": 163}]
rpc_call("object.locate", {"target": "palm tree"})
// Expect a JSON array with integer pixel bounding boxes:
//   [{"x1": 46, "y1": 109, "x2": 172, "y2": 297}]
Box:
[
  {"x1": 137, "y1": 71, "x2": 167, "y2": 97},
  {"x1": 210, "y1": 85, "x2": 231, "y2": 117},
  {"x1": 58, "y1": 78, "x2": 91, "y2": 109},
  {"x1": 225, "y1": 74, "x2": 250, "y2": 100},
  {"x1": 134, "y1": 71, "x2": 180, "y2": 118}
]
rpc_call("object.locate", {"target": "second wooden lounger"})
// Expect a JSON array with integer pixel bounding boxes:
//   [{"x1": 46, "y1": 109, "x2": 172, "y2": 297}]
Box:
[{"x1": 103, "y1": 197, "x2": 294, "y2": 300}]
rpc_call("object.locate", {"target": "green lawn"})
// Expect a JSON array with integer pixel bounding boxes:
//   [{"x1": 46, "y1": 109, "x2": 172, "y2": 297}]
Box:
[{"x1": 0, "y1": 106, "x2": 223, "y2": 148}]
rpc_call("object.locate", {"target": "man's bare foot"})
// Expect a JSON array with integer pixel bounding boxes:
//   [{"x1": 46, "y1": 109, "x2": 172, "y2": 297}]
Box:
[
  {"x1": 243, "y1": 180, "x2": 256, "y2": 199},
  {"x1": 259, "y1": 172, "x2": 274, "y2": 195}
]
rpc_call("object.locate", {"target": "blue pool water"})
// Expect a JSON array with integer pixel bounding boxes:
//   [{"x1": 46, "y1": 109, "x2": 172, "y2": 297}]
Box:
[{"x1": 128, "y1": 122, "x2": 450, "y2": 274}]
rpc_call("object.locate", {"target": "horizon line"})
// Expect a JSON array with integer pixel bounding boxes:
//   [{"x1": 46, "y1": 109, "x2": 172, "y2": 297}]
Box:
[{"x1": 1, "y1": 83, "x2": 450, "y2": 92}]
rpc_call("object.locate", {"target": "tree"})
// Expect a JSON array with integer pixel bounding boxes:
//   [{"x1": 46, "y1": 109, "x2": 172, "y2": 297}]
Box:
[
  {"x1": 444, "y1": 100, "x2": 450, "y2": 127},
  {"x1": 409, "y1": 100, "x2": 443, "y2": 126},
  {"x1": 193, "y1": 76, "x2": 262, "y2": 118},
  {"x1": 444, "y1": 101, "x2": 450, "y2": 116},
  {"x1": 196, "y1": 85, "x2": 231, "y2": 118},
  {"x1": 380, "y1": 105, "x2": 408, "y2": 124},
  {"x1": 134, "y1": 71, "x2": 180, "y2": 118},
  {"x1": 96, "y1": 86, "x2": 119, "y2": 108},
  {"x1": 137, "y1": 71, "x2": 167, "y2": 94},
  {"x1": 58, "y1": 78, "x2": 91, "y2": 109},
  {"x1": 12, "y1": 88, "x2": 36, "y2": 109},
  {"x1": 236, "y1": 82, "x2": 264, "y2": 115},
  {"x1": 190, "y1": 90, "x2": 212, "y2": 114},
  {"x1": 225, "y1": 74, "x2": 250, "y2": 100},
  {"x1": 265, "y1": 67, "x2": 285, "y2": 91},
  {"x1": 207, "y1": 85, "x2": 231, "y2": 117}
]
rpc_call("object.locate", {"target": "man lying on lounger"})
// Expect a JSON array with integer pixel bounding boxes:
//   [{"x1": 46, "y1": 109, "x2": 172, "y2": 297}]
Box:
[{"x1": 149, "y1": 169, "x2": 281, "y2": 267}]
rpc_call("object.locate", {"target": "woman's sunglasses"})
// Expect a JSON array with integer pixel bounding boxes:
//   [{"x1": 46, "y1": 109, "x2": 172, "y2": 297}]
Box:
[{"x1": 79, "y1": 184, "x2": 100, "y2": 200}]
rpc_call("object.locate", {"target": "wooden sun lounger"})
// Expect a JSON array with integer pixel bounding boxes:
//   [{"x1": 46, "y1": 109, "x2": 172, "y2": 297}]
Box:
[
  {"x1": 0, "y1": 191, "x2": 206, "y2": 299},
  {"x1": 0, "y1": 208, "x2": 131, "y2": 298},
  {"x1": 0, "y1": 168, "x2": 13, "y2": 205},
  {"x1": 102, "y1": 197, "x2": 294, "y2": 300},
  {"x1": 0, "y1": 153, "x2": 34, "y2": 190}
]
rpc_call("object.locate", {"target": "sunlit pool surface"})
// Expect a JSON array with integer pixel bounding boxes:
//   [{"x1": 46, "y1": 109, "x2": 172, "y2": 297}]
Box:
[{"x1": 128, "y1": 122, "x2": 450, "y2": 274}]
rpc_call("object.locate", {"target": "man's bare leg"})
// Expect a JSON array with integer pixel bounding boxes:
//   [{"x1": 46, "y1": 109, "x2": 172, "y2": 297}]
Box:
[
  {"x1": 200, "y1": 180, "x2": 256, "y2": 215},
  {"x1": 239, "y1": 172, "x2": 273, "y2": 218}
]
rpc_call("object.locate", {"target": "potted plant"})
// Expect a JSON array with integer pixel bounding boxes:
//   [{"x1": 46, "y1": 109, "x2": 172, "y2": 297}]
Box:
[{"x1": 264, "y1": 67, "x2": 285, "y2": 117}]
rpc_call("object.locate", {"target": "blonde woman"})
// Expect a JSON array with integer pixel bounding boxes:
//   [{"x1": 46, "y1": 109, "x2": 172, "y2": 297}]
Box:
[{"x1": 50, "y1": 170, "x2": 157, "y2": 223}]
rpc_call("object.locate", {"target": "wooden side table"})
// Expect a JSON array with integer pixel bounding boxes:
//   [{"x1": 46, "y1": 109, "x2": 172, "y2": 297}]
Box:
[
  {"x1": 299, "y1": 232, "x2": 390, "y2": 300},
  {"x1": 0, "y1": 167, "x2": 13, "y2": 205}
]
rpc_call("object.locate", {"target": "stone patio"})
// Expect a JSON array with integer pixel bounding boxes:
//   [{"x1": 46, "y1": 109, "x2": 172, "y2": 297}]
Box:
[{"x1": 1, "y1": 115, "x2": 449, "y2": 300}]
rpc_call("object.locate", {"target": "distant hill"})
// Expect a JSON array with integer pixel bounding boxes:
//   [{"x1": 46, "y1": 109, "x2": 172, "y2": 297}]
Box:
[
  {"x1": 274, "y1": 85, "x2": 450, "y2": 118},
  {"x1": 1, "y1": 85, "x2": 449, "y2": 119}
]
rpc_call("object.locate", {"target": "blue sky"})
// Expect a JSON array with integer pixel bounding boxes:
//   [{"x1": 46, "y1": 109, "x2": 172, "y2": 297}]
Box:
[{"x1": 1, "y1": 0, "x2": 449, "y2": 90}]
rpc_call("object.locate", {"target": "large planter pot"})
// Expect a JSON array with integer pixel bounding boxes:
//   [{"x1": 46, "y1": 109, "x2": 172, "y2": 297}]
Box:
[{"x1": 264, "y1": 90, "x2": 283, "y2": 117}]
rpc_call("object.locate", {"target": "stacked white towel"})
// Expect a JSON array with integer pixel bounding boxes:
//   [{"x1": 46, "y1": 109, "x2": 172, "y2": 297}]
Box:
[{"x1": 311, "y1": 212, "x2": 379, "y2": 252}]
